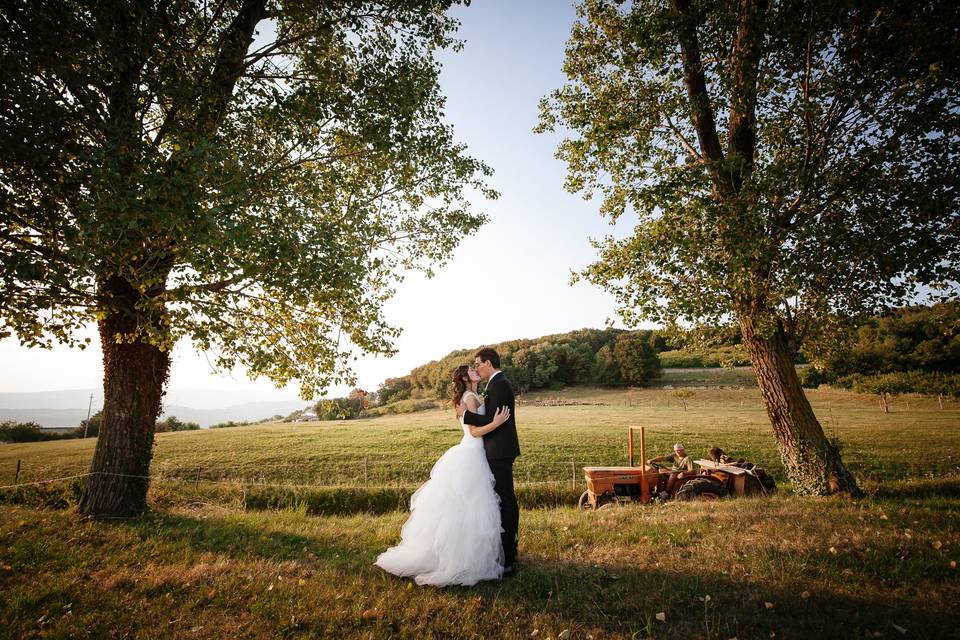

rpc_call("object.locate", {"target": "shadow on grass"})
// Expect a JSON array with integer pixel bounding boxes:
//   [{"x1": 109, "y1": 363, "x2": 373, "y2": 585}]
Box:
[
  {"x1": 455, "y1": 555, "x2": 960, "y2": 640},
  {"x1": 3, "y1": 502, "x2": 958, "y2": 640},
  {"x1": 114, "y1": 509, "x2": 960, "y2": 640},
  {"x1": 112, "y1": 510, "x2": 374, "y2": 564}
]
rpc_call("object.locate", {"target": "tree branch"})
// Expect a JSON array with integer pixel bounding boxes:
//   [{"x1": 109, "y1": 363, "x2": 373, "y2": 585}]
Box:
[
  {"x1": 670, "y1": 0, "x2": 726, "y2": 170},
  {"x1": 725, "y1": 0, "x2": 768, "y2": 189}
]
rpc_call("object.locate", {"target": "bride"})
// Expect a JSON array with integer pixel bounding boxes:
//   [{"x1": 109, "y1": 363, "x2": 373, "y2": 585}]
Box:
[{"x1": 374, "y1": 364, "x2": 511, "y2": 586}]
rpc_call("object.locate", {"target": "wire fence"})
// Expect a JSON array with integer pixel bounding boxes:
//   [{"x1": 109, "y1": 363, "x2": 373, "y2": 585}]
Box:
[{"x1": 1, "y1": 457, "x2": 597, "y2": 492}]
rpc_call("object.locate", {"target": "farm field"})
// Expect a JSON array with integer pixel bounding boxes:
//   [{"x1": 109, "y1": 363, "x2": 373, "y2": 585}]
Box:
[
  {"x1": 3, "y1": 373, "x2": 958, "y2": 491},
  {"x1": 1, "y1": 376, "x2": 959, "y2": 639}
]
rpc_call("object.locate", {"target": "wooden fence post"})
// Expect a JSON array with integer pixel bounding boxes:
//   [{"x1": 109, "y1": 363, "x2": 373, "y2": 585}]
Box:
[
  {"x1": 15, "y1": 459, "x2": 21, "y2": 484},
  {"x1": 571, "y1": 459, "x2": 576, "y2": 490},
  {"x1": 195, "y1": 467, "x2": 202, "y2": 491},
  {"x1": 364, "y1": 456, "x2": 369, "y2": 490}
]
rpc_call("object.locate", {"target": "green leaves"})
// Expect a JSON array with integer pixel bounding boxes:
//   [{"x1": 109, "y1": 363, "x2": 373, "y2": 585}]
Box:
[
  {"x1": 0, "y1": 0, "x2": 489, "y2": 397},
  {"x1": 540, "y1": 0, "x2": 960, "y2": 347}
]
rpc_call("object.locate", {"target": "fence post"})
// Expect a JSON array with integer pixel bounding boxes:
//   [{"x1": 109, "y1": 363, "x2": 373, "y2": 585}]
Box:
[
  {"x1": 15, "y1": 459, "x2": 21, "y2": 484},
  {"x1": 195, "y1": 467, "x2": 202, "y2": 491},
  {"x1": 571, "y1": 458, "x2": 576, "y2": 490},
  {"x1": 364, "y1": 456, "x2": 368, "y2": 490}
]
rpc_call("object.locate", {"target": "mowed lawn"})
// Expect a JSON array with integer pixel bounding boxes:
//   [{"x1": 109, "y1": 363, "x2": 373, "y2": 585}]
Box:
[{"x1": 1, "y1": 377, "x2": 959, "y2": 639}]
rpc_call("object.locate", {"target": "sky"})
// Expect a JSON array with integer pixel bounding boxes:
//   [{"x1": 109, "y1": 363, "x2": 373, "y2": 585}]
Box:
[{"x1": 0, "y1": 1, "x2": 644, "y2": 405}]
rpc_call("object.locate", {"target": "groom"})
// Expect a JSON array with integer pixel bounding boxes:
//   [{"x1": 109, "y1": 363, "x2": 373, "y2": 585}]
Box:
[{"x1": 460, "y1": 347, "x2": 520, "y2": 575}]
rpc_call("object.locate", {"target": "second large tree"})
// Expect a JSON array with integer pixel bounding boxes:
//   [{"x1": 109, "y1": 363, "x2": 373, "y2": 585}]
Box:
[{"x1": 539, "y1": 0, "x2": 959, "y2": 495}]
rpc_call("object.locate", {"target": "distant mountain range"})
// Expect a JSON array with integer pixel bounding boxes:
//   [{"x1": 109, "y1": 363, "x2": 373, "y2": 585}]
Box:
[{"x1": 0, "y1": 388, "x2": 308, "y2": 428}]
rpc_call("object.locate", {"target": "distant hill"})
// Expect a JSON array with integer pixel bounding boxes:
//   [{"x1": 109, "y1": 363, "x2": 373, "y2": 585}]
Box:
[
  {"x1": 0, "y1": 389, "x2": 306, "y2": 427},
  {"x1": 377, "y1": 327, "x2": 665, "y2": 403}
]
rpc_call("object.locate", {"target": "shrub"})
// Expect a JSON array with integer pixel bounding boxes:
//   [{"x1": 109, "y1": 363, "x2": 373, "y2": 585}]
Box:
[
  {"x1": 659, "y1": 345, "x2": 753, "y2": 368},
  {"x1": 363, "y1": 399, "x2": 440, "y2": 417},
  {"x1": 155, "y1": 416, "x2": 201, "y2": 432},
  {"x1": 314, "y1": 395, "x2": 366, "y2": 420},
  {"x1": 659, "y1": 350, "x2": 708, "y2": 368},
  {"x1": 209, "y1": 420, "x2": 252, "y2": 429},
  {"x1": 799, "y1": 366, "x2": 834, "y2": 389},
  {"x1": 377, "y1": 377, "x2": 413, "y2": 404}
]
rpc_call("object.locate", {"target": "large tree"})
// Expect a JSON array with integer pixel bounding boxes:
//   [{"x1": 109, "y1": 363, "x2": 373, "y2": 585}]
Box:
[
  {"x1": 539, "y1": 0, "x2": 959, "y2": 495},
  {"x1": 0, "y1": 0, "x2": 493, "y2": 516}
]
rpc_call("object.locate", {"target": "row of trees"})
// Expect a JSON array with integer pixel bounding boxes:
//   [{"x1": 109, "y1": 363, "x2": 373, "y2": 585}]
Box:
[
  {"x1": 832, "y1": 371, "x2": 960, "y2": 412},
  {"x1": 803, "y1": 302, "x2": 960, "y2": 381},
  {"x1": 375, "y1": 302, "x2": 960, "y2": 407},
  {"x1": 378, "y1": 328, "x2": 662, "y2": 402},
  {"x1": 0, "y1": 414, "x2": 198, "y2": 443}
]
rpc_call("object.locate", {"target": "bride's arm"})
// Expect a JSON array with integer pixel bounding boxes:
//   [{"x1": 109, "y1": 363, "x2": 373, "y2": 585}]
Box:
[{"x1": 468, "y1": 406, "x2": 510, "y2": 438}]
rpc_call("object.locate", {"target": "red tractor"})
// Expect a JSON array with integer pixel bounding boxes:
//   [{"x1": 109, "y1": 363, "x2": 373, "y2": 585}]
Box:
[{"x1": 578, "y1": 426, "x2": 775, "y2": 509}]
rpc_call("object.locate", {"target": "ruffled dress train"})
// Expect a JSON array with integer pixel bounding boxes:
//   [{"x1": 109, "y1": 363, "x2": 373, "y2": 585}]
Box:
[{"x1": 375, "y1": 402, "x2": 504, "y2": 586}]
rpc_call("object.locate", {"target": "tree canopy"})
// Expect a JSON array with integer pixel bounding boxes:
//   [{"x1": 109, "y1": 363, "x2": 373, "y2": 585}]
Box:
[
  {"x1": 539, "y1": 0, "x2": 959, "y2": 343},
  {"x1": 0, "y1": 0, "x2": 494, "y2": 398},
  {"x1": 0, "y1": 0, "x2": 492, "y2": 515}
]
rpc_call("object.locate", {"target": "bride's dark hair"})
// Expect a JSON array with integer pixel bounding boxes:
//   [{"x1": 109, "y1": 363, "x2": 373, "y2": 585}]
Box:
[{"x1": 451, "y1": 365, "x2": 471, "y2": 407}]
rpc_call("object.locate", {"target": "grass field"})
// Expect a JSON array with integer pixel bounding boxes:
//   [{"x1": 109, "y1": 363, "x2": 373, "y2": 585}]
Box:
[{"x1": 1, "y1": 373, "x2": 959, "y2": 639}]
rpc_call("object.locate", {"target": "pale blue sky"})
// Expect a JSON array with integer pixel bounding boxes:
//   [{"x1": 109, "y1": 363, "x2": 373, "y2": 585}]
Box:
[{"x1": 0, "y1": 1, "x2": 642, "y2": 402}]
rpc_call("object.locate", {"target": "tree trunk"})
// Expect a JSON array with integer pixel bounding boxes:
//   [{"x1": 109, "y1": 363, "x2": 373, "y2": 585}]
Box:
[
  {"x1": 78, "y1": 274, "x2": 170, "y2": 517},
  {"x1": 739, "y1": 315, "x2": 863, "y2": 497}
]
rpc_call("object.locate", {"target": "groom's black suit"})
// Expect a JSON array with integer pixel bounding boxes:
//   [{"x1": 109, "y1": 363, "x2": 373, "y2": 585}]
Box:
[{"x1": 463, "y1": 371, "x2": 520, "y2": 567}]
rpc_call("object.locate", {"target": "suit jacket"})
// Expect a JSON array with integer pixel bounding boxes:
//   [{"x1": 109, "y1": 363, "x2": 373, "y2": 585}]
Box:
[{"x1": 463, "y1": 372, "x2": 521, "y2": 460}]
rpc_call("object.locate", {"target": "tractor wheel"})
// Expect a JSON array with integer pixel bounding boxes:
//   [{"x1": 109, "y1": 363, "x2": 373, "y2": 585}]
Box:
[
  {"x1": 578, "y1": 490, "x2": 593, "y2": 510},
  {"x1": 675, "y1": 478, "x2": 728, "y2": 501},
  {"x1": 756, "y1": 468, "x2": 777, "y2": 494},
  {"x1": 596, "y1": 493, "x2": 620, "y2": 510}
]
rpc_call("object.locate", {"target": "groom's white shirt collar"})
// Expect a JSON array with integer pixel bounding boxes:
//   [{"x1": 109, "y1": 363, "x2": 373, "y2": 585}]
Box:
[{"x1": 487, "y1": 369, "x2": 502, "y2": 384}]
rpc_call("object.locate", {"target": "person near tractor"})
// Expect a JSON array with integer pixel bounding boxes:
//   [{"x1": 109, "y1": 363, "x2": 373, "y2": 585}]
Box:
[
  {"x1": 708, "y1": 446, "x2": 745, "y2": 466},
  {"x1": 648, "y1": 442, "x2": 695, "y2": 497}
]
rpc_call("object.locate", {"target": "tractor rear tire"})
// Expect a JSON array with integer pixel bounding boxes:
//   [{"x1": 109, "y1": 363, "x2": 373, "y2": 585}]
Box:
[
  {"x1": 756, "y1": 468, "x2": 777, "y2": 494},
  {"x1": 676, "y1": 478, "x2": 728, "y2": 501},
  {"x1": 578, "y1": 490, "x2": 592, "y2": 510}
]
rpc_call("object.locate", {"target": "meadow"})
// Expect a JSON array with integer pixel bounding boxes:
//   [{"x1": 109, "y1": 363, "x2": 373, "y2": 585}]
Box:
[{"x1": 1, "y1": 371, "x2": 958, "y2": 639}]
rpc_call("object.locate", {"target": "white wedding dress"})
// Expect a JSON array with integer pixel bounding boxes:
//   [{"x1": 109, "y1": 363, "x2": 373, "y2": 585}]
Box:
[{"x1": 375, "y1": 391, "x2": 504, "y2": 586}]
